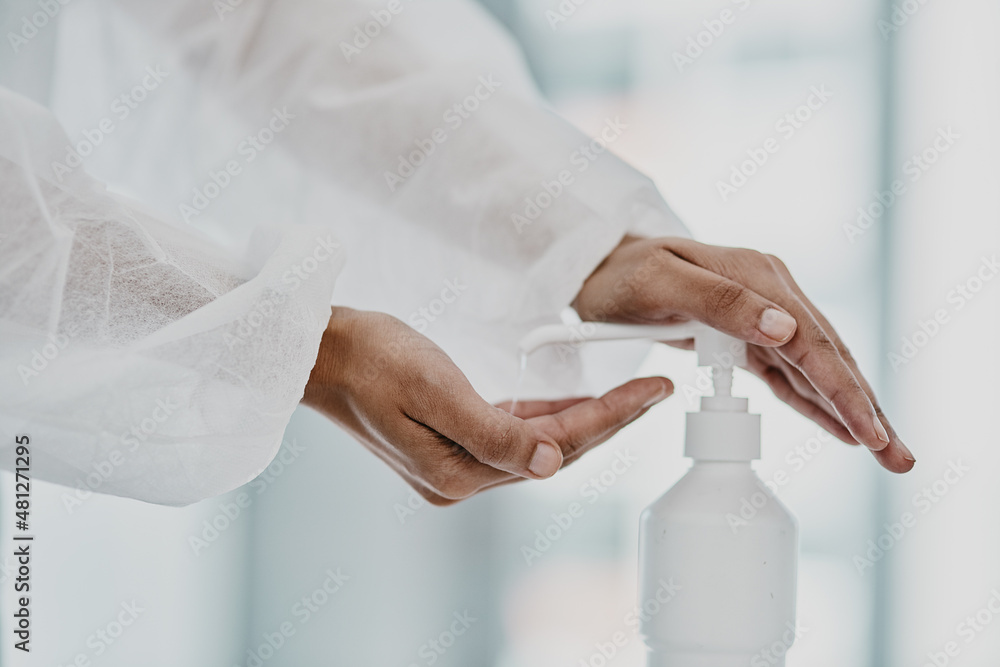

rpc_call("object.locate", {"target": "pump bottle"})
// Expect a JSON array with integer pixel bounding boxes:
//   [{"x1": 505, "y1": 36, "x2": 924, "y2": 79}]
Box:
[{"x1": 518, "y1": 322, "x2": 799, "y2": 667}]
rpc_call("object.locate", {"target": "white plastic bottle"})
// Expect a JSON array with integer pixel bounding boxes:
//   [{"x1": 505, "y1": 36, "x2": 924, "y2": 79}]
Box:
[
  {"x1": 518, "y1": 324, "x2": 799, "y2": 667},
  {"x1": 638, "y1": 331, "x2": 798, "y2": 667}
]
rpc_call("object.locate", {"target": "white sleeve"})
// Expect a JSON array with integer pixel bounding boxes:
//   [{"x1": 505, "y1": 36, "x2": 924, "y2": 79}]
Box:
[
  {"x1": 95, "y1": 0, "x2": 690, "y2": 400},
  {"x1": 0, "y1": 87, "x2": 342, "y2": 506}
]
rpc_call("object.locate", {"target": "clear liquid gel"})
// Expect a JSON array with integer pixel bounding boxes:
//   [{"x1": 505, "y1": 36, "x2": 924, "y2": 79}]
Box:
[{"x1": 508, "y1": 352, "x2": 528, "y2": 418}]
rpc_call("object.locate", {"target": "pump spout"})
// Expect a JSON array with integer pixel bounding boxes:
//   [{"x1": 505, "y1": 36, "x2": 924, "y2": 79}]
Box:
[
  {"x1": 517, "y1": 322, "x2": 705, "y2": 357},
  {"x1": 518, "y1": 322, "x2": 748, "y2": 394}
]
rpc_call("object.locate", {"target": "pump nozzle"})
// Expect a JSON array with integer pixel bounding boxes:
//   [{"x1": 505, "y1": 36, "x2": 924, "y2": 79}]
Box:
[
  {"x1": 517, "y1": 322, "x2": 706, "y2": 357},
  {"x1": 517, "y1": 322, "x2": 760, "y2": 461},
  {"x1": 518, "y1": 321, "x2": 747, "y2": 399}
]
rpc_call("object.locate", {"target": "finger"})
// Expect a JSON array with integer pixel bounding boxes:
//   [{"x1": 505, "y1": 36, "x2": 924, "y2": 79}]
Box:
[
  {"x1": 474, "y1": 397, "x2": 666, "y2": 500},
  {"x1": 405, "y1": 371, "x2": 662, "y2": 481},
  {"x1": 528, "y1": 377, "x2": 673, "y2": 460},
  {"x1": 752, "y1": 347, "x2": 854, "y2": 441},
  {"x1": 410, "y1": 374, "x2": 669, "y2": 489},
  {"x1": 400, "y1": 361, "x2": 559, "y2": 479},
  {"x1": 869, "y1": 440, "x2": 917, "y2": 474},
  {"x1": 746, "y1": 351, "x2": 856, "y2": 444},
  {"x1": 495, "y1": 397, "x2": 591, "y2": 419},
  {"x1": 774, "y1": 323, "x2": 888, "y2": 452},
  {"x1": 412, "y1": 399, "x2": 664, "y2": 506},
  {"x1": 770, "y1": 261, "x2": 915, "y2": 468},
  {"x1": 667, "y1": 333, "x2": 851, "y2": 442},
  {"x1": 406, "y1": 428, "x2": 523, "y2": 499},
  {"x1": 730, "y1": 273, "x2": 889, "y2": 454},
  {"x1": 652, "y1": 257, "x2": 799, "y2": 347},
  {"x1": 662, "y1": 243, "x2": 895, "y2": 459}
]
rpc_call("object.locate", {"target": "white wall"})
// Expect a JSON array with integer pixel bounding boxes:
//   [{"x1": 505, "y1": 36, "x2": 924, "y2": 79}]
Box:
[
  {"x1": 0, "y1": 475, "x2": 250, "y2": 666},
  {"x1": 888, "y1": 0, "x2": 1000, "y2": 664}
]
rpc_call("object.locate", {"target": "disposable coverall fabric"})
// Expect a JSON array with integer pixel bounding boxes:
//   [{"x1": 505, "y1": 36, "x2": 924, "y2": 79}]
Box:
[{"x1": 0, "y1": 0, "x2": 688, "y2": 505}]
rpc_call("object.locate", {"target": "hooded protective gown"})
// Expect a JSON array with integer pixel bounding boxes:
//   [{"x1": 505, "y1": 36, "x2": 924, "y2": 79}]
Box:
[{"x1": 0, "y1": 0, "x2": 687, "y2": 505}]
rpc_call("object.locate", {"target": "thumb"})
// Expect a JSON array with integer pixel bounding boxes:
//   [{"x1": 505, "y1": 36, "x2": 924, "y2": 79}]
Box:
[
  {"x1": 455, "y1": 408, "x2": 568, "y2": 480},
  {"x1": 457, "y1": 378, "x2": 672, "y2": 479},
  {"x1": 413, "y1": 373, "x2": 566, "y2": 480},
  {"x1": 669, "y1": 260, "x2": 797, "y2": 347},
  {"x1": 424, "y1": 377, "x2": 670, "y2": 480}
]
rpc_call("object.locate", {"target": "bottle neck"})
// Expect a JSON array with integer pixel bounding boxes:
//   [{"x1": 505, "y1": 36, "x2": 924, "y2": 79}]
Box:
[
  {"x1": 690, "y1": 459, "x2": 753, "y2": 469},
  {"x1": 684, "y1": 410, "x2": 761, "y2": 460}
]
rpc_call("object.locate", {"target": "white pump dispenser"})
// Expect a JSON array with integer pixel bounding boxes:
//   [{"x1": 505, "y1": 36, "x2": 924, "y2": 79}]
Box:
[{"x1": 518, "y1": 322, "x2": 799, "y2": 667}]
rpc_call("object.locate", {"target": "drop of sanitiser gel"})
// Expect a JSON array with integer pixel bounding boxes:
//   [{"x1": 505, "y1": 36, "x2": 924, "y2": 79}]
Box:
[{"x1": 508, "y1": 352, "x2": 528, "y2": 418}]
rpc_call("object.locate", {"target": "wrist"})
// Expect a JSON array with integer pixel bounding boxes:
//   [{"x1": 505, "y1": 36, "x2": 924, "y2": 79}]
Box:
[
  {"x1": 303, "y1": 306, "x2": 356, "y2": 408},
  {"x1": 571, "y1": 234, "x2": 647, "y2": 321}
]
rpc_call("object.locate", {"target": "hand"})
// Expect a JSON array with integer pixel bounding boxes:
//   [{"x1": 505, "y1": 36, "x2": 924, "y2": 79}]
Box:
[
  {"x1": 572, "y1": 235, "x2": 915, "y2": 473},
  {"x1": 302, "y1": 307, "x2": 673, "y2": 504}
]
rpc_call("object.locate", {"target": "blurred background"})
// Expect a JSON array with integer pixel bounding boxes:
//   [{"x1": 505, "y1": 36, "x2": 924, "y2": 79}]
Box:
[{"x1": 2, "y1": 0, "x2": 998, "y2": 666}]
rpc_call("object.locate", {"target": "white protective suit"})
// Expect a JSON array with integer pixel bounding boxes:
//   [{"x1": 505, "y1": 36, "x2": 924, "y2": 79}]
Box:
[{"x1": 0, "y1": 0, "x2": 687, "y2": 505}]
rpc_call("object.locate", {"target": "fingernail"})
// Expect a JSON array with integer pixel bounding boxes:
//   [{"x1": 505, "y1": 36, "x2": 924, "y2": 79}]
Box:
[
  {"x1": 873, "y1": 415, "x2": 890, "y2": 444},
  {"x1": 528, "y1": 442, "x2": 562, "y2": 478},
  {"x1": 643, "y1": 381, "x2": 672, "y2": 409},
  {"x1": 898, "y1": 441, "x2": 916, "y2": 463},
  {"x1": 758, "y1": 308, "x2": 796, "y2": 342}
]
